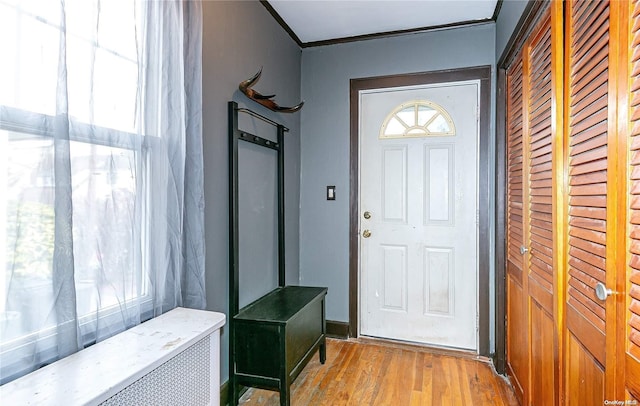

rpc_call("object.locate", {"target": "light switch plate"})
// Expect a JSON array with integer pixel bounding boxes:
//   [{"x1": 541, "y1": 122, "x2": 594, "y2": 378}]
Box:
[{"x1": 327, "y1": 186, "x2": 336, "y2": 200}]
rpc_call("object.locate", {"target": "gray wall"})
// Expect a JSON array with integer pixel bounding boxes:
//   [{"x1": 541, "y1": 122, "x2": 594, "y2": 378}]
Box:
[
  {"x1": 201, "y1": 0, "x2": 530, "y2": 384},
  {"x1": 299, "y1": 24, "x2": 497, "y2": 325},
  {"x1": 495, "y1": 0, "x2": 530, "y2": 62},
  {"x1": 202, "y1": 0, "x2": 301, "y2": 382}
]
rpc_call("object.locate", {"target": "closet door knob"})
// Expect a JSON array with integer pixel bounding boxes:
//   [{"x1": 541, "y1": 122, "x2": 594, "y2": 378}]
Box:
[
  {"x1": 362, "y1": 230, "x2": 372, "y2": 238},
  {"x1": 595, "y1": 282, "x2": 613, "y2": 301},
  {"x1": 520, "y1": 246, "x2": 528, "y2": 255}
]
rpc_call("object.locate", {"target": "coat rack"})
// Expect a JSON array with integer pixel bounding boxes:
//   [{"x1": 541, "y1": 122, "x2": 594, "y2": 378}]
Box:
[{"x1": 228, "y1": 101, "x2": 326, "y2": 406}]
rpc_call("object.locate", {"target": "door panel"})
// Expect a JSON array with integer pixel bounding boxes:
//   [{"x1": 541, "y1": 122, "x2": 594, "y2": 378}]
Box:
[
  {"x1": 506, "y1": 8, "x2": 558, "y2": 405},
  {"x1": 507, "y1": 273, "x2": 526, "y2": 403},
  {"x1": 565, "y1": 0, "x2": 614, "y2": 402},
  {"x1": 359, "y1": 83, "x2": 478, "y2": 350},
  {"x1": 381, "y1": 146, "x2": 407, "y2": 222},
  {"x1": 531, "y1": 300, "x2": 556, "y2": 406},
  {"x1": 525, "y1": 14, "x2": 558, "y2": 405},
  {"x1": 425, "y1": 145, "x2": 454, "y2": 225},
  {"x1": 628, "y1": 0, "x2": 640, "y2": 400},
  {"x1": 566, "y1": 332, "x2": 605, "y2": 405},
  {"x1": 506, "y1": 54, "x2": 527, "y2": 405},
  {"x1": 381, "y1": 244, "x2": 407, "y2": 311}
]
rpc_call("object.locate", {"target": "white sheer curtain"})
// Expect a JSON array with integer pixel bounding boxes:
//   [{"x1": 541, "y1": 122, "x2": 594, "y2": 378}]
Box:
[{"x1": 0, "y1": 0, "x2": 205, "y2": 384}]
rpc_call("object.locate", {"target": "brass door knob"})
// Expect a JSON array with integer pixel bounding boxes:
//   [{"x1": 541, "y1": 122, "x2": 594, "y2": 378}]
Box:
[
  {"x1": 363, "y1": 211, "x2": 372, "y2": 219},
  {"x1": 362, "y1": 229, "x2": 372, "y2": 238}
]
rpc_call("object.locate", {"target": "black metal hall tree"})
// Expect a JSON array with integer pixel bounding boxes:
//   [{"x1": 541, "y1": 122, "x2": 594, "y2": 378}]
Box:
[{"x1": 228, "y1": 101, "x2": 327, "y2": 406}]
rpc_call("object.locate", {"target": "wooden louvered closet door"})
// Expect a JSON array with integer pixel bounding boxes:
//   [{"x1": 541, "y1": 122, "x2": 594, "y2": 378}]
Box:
[
  {"x1": 564, "y1": 0, "x2": 625, "y2": 402},
  {"x1": 524, "y1": 10, "x2": 558, "y2": 406},
  {"x1": 505, "y1": 53, "x2": 528, "y2": 405},
  {"x1": 628, "y1": 0, "x2": 640, "y2": 401},
  {"x1": 503, "y1": 0, "x2": 637, "y2": 403},
  {"x1": 505, "y1": 7, "x2": 557, "y2": 405}
]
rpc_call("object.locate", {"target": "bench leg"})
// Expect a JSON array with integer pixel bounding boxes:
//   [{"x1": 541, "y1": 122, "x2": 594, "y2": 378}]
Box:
[
  {"x1": 319, "y1": 337, "x2": 326, "y2": 364},
  {"x1": 280, "y1": 382, "x2": 291, "y2": 406},
  {"x1": 230, "y1": 379, "x2": 238, "y2": 406}
]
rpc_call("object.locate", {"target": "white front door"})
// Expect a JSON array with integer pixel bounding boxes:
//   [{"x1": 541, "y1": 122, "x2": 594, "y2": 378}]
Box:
[{"x1": 359, "y1": 82, "x2": 479, "y2": 350}]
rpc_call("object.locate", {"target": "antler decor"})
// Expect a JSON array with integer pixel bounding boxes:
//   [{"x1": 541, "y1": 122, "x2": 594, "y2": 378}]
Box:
[{"x1": 239, "y1": 68, "x2": 304, "y2": 113}]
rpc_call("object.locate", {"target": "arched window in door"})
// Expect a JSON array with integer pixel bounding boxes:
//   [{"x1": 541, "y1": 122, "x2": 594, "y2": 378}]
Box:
[{"x1": 380, "y1": 100, "x2": 455, "y2": 139}]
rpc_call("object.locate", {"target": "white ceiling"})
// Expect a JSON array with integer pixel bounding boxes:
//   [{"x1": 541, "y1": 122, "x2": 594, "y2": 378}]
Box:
[{"x1": 268, "y1": 0, "x2": 499, "y2": 44}]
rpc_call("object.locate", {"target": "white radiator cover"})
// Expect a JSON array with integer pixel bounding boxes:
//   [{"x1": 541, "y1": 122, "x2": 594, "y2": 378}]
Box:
[{"x1": 1, "y1": 308, "x2": 226, "y2": 406}]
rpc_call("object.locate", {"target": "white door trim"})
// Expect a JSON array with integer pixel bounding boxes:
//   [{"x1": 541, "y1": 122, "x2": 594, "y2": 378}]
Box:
[{"x1": 357, "y1": 80, "x2": 480, "y2": 350}]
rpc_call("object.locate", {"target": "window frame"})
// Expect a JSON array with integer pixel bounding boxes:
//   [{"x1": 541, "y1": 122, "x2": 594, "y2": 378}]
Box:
[
  {"x1": 379, "y1": 99, "x2": 456, "y2": 139},
  {"x1": 0, "y1": 104, "x2": 156, "y2": 384}
]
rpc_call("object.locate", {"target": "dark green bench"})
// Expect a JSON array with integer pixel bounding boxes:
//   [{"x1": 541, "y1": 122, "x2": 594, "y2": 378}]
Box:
[{"x1": 233, "y1": 286, "x2": 327, "y2": 405}]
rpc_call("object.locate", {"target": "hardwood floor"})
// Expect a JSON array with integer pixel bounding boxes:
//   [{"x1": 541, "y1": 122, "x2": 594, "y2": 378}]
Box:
[{"x1": 239, "y1": 338, "x2": 518, "y2": 405}]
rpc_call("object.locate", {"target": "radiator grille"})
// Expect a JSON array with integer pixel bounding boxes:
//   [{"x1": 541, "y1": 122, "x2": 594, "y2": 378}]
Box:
[{"x1": 101, "y1": 336, "x2": 211, "y2": 406}]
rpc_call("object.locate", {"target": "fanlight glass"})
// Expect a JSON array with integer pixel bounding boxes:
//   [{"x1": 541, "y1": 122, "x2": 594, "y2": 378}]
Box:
[{"x1": 380, "y1": 100, "x2": 455, "y2": 139}]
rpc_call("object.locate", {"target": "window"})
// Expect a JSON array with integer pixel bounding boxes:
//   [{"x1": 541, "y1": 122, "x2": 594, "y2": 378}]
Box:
[
  {"x1": 380, "y1": 100, "x2": 456, "y2": 139},
  {"x1": 0, "y1": 0, "x2": 145, "y2": 302},
  {"x1": 0, "y1": 0, "x2": 208, "y2": 384}
]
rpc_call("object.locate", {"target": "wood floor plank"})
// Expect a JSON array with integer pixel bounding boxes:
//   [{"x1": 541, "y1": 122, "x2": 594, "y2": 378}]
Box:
[
  {"x1": 432, "y1": 355, "x2": 452, "y2": 404},
  {"x1": 409, "y1": 390, "x2": 423, "y2": 405},
  {"x1": 307, "y1": 341, "x2": 351, "y2": 404},
  {"x1": 449, "y1": 356, "x2": 466, "y2": 404},
  {"x1": 354, "y1": 341, "x2": 387, "y2": 404},
  {"x1": 334, "y1": 342, "x2": 363, "y2": 404},
  {"x1": 396, "y1": 349, "x2": 416, "y2": 405},
  {"x1": 458, "y1": 358, "x2": 474, "y2": 405},
  {"x1": 239, "y1": 338, "x2": 518, "y2": 406},
  {"x1": 421, "y1": 352, "x2": 433, "y2": 402},
  {"x1": 371, "y1": 347, "x2": 398, "y2": 405},
  {"x1": 467, "y1": 357, "x2": 501, "y2": 405},
  {"x1": 413, "y1": 352, "x2": 424, "y2": 392}
]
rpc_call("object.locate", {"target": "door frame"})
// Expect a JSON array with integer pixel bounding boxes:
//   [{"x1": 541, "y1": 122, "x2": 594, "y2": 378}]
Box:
[{"x1": 349, "y1": 66, "x2": 492, "y2": 357}]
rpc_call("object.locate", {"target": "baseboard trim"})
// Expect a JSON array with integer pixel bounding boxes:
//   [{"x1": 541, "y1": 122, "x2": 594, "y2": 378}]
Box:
[
  {"x1": 326, "y1": 320, "x2": 349, "y2": 339},
  {"x1": 221, "y1": 381, "x2": 252, "y2": 406},
  {"x1": 220, "y1": 380, "x2": 228, "y2": 406}
]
